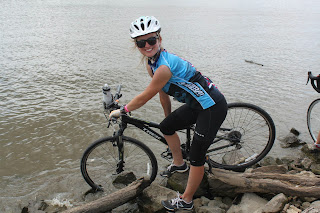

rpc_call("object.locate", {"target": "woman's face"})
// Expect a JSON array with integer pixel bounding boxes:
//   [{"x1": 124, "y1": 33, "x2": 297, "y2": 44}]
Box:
[{"x1": 136, "y1": 32, "x2": 161, "y2": 57}]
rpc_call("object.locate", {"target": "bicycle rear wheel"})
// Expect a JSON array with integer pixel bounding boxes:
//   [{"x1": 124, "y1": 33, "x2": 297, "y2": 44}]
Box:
[
  {"x1": 81, "y1": 136, "x2": 158, "y2": 193},
  {"x1": 307, "y1": 98, "x2": 320, "y2": 142},
  {"x1": 207, "y1": 102, "x2": 276, "y2": 171}
]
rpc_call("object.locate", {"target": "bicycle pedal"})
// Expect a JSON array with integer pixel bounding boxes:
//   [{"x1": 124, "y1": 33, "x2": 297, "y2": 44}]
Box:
[{"x1": 161, "y1": 149, "x2": 173, "y2": 161}]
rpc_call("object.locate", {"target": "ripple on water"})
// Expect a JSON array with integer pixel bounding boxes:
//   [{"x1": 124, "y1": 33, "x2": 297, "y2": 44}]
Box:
[{"x1": 1, "y1": 0, "x2": 320, "y2": 211}]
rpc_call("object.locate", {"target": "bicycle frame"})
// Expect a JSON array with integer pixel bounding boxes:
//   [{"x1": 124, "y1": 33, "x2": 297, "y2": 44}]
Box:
[
  {"x1": 121, "y1": 115, "x2": 167, "y2": 144},
  {"x1": 109, "y1": 113, "x2": 197, "y2": 159},
  {"x1": 110, "y1": 113, "x2": 234, "y2": 159}
]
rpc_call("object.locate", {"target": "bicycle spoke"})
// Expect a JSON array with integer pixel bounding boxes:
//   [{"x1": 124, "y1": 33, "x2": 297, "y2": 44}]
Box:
[
  {"x1": 81, "y1": 136, "x2": 157, "y2": 194},
  {"x1": 207, "y1": 103, "x2": 275, "y2": 170}
]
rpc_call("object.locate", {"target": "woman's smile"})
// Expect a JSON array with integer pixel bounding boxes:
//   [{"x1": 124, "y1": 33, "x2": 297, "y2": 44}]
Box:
[{"x1": 136, "y1": 33, "x2": 160, "y2": 57}]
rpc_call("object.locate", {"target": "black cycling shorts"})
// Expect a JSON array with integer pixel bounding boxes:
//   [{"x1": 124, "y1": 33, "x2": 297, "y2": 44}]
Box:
[{"x1": 159, "y1": 97, "x2": 228, "y2": 166}]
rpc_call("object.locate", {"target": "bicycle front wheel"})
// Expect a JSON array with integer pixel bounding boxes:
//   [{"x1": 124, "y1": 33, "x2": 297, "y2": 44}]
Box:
[
  {"x1": 81, "y1": 136, "x2": 158, "y2": 193},
  {"x1": 307, "y1": 98, "x2": 320, "y2": 142},
  {"x1": 207, "y1": 102, "x2": 276, "y2": 171}
]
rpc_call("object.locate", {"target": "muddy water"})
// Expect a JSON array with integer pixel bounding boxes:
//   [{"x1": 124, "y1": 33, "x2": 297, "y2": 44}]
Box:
[{"x1": 1, "y1": 0, "x2": 320, "y2": 211}]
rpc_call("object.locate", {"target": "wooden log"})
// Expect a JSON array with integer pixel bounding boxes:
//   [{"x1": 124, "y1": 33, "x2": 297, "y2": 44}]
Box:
[
  {"x1": 244, "y1": 59, "x2": 264, "y2": 66},
  {"x1": 209, "y1": 168, "x2": 320, "y2": 198},
  {"x1": 64, "y1": 178, "x2": 150, "y2": 213}
]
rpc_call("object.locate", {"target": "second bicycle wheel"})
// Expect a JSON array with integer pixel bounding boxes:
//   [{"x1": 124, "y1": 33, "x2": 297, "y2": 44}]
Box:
[
  {"x1": 307, "y1": 98, "x2": 320, "y2": 142},
  {"x1": 81, "y1": 136, "x2": 158, "y2": 193},
  {"x1": 207, "y1": 102, "x2": 276, "y2": 171}
]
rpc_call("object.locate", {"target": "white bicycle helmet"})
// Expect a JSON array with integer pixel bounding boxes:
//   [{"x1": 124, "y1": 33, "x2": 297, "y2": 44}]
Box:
[{"x1": 130, "y1": 16, "x2": 161, "y2": 39}]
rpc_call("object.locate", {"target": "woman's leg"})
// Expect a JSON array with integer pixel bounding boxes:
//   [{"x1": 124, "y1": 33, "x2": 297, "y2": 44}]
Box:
[
  {"x1": 164, "y1": 133, "x2": 184, "y2": 166},
  {"x1": 160, "y1": 104, "x2": 197, "y2": 166},
  {"x1": 182, "y1": 98, "x2": 228, "y2": 202},
  {"x1": 181, "y1": 165, "x2": 204, "y2": 203},
  {"x1": 161, "y1": 99, "x2": 227, "y2": 210}
]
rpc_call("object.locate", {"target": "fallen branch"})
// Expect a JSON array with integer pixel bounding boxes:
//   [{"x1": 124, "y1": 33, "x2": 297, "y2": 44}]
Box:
[
  {"x1": 209, "y1": 168, "x2": 320, "y2": 198},
  {"x1": 244, "y1": 59, "x2": 264, "y2": 66},
  {"x1": 64, "y1": 178, "x2": 150, "y2": 213}
]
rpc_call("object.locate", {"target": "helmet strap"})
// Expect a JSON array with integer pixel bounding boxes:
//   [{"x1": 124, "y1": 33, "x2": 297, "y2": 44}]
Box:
[{"x1": 148, "y1": 47, "x2": 161, "y2": 64}]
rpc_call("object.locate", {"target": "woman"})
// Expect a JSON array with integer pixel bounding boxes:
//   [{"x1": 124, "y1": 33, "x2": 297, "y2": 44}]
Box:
[{"x1": 109, "y1": 16, "x2": 228, "y2": 211}]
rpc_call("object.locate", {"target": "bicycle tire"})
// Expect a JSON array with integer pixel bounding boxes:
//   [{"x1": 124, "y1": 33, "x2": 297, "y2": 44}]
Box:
[
  {"x1": 207, "y1": 102, "x2": 276, "y2": 171},
  {"x1": 307, "y1": 98, "x2": 320, "y2": 142},
  {"x1": 81, "y1": 136, "x2": 158, "y2": 192}
]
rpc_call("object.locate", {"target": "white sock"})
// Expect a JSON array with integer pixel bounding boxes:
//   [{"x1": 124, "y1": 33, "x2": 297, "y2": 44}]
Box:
[{"x1": 175, "y1": 162, "x2": 185, "y2": 167}]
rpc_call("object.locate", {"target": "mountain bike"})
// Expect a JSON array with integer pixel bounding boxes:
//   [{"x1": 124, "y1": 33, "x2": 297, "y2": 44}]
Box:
[
  {"x1": 306, "y1": 71, "x2": 320, "y2": 142},
  {"x1": 80, "y1": 84, "x2": 276, "y2": 194}
]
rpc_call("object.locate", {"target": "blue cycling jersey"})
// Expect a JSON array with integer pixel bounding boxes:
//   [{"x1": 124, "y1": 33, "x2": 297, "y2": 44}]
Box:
[{"x1": 148, "y1": 50, "x2": 224, "y2": 109}]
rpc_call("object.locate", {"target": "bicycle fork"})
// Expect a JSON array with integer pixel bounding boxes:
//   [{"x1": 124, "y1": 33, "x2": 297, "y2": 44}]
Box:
[
  {"x1": 113, "y1": 125, "x2": 126, "y2": 174},
  {"x1": 116, "y1": 135, "x2": 125, "y2": 174}
]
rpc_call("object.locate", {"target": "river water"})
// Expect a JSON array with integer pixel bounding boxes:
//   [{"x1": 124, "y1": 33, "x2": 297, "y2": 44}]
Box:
[{"x1": 1, "y1": 0, "x2": 320, "y2": 212}]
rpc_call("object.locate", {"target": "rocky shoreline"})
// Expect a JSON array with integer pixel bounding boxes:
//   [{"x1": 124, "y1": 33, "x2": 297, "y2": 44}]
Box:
[{"x1": 23, "y1": 130, "x2": 320, "y2": 213}]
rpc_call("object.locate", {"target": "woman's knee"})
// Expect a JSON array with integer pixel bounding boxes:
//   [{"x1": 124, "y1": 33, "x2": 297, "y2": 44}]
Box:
[
  {"x1": 159, "y1": 121, "x2": 175, "y2": 135},
  {"x1": 189, "y1": 138, "x2": 211, "y2": 166}
]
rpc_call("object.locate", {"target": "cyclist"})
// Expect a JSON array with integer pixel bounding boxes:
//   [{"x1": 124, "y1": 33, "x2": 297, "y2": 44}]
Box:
[
  {"x1": 316, "y1": 74, "x2": 320, "y2": 150},
  {"x1": 309, "y1": 73, "x2": 320, "y2": 150},
  {"x1": 109, "y1": 16, "x2": 227, "y2": 211}
]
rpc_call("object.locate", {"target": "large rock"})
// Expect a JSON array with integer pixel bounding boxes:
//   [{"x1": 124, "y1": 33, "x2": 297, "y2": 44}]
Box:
[
  {"x1": 207, "y1": 173, "x2": 237, "y2": 197},
  {"x1": 192, "y1": 196, "x2": 232, "y2": 213},
  {"x1": 310, "y1": 164, "x2": 320, "y2": 175},
  {"x1": 197, "y1": 206, "x2": 225, "y2": 213},
  {"x1": 166, "y1": 171, "x2": 209, "y2": 198},
  {"x1": 226, "y1": 193, "x2": 268, "y2": 213},
  {"x1": 259, "y1": 193, "x2": 288, "y2": 213},
  {"x1": 301, "y1": 144, "x2": 320, "y2": 163},
  {"x1": 279, "y1": 132, "x2": 306, "y2": 148},
  {"x1": 137, "y1": 182, "x2": 176, "y2": 213},
  {"x1": 309, "y1": 200, "x2": 320, "y2": 210}
]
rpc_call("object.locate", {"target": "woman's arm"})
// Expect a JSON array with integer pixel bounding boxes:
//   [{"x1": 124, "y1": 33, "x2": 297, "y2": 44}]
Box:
[
  {"x1": 159, "y1": 90, "x2": 171, "y2": 117},
  {"x1": 147, "y1": 65, "x2": 171, "y2": 117},
  {"x1": 125, "y1": 65, "x2": 172, "y2": 112}
]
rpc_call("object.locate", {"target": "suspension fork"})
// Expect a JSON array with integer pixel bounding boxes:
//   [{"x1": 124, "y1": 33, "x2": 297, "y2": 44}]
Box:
[{"x1": 115, "y1": 122, "x2": 127, "y2": 174}]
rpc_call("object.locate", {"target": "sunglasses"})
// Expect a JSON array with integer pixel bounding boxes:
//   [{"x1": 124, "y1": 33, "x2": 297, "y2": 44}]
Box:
[{"x1": 136, "y1": 36, "x2": 159, "y2": 48}]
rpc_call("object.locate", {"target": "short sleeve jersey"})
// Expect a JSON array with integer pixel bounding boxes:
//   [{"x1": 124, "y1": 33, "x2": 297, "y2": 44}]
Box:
[{"x1": 149, "y1": 50, "x2": 224, "y2": 109}]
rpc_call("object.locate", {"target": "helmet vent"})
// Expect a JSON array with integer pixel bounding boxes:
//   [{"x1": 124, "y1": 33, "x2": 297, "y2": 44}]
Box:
[
  {"x1": 147, "y1": 20, "x2": 151, "y2": 27},
  {"x1": 141, "y1": 23, "x2": 145, "y2": 30}
]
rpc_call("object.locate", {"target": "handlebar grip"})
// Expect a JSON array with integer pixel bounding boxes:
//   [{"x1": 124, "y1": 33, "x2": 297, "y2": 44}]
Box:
[
  {"x1": 308, "y1": 71, "x2": 320, "y2": 93},
  {"x1": 114, "y1": 85, "x2": 122, "y2": 100},
  {"x1": 116, "y1": 85, "x2": 121, "y2": 94}
]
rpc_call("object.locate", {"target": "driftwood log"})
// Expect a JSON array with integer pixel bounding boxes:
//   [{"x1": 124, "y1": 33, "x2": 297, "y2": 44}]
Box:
[
  {"x1": 64, "y1": 178, "x2": 150, "y2": 213},
  {"x1": 209, "y1": 168, "x2": 320, "y2": 198}
]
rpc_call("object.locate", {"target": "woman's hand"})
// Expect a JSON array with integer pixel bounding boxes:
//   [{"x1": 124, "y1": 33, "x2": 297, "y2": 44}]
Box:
[{"x1": 109, "y1": 109, "x2": 121, "y2": 119}]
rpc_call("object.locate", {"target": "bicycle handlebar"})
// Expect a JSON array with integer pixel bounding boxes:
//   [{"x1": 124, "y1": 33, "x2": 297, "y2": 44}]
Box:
[
  {"x1": 114, "y1": 85, "x2": 122, "y2": 100},
  {"x1": 307, "y1": 71, "x2": 320, "y2": 93}
]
